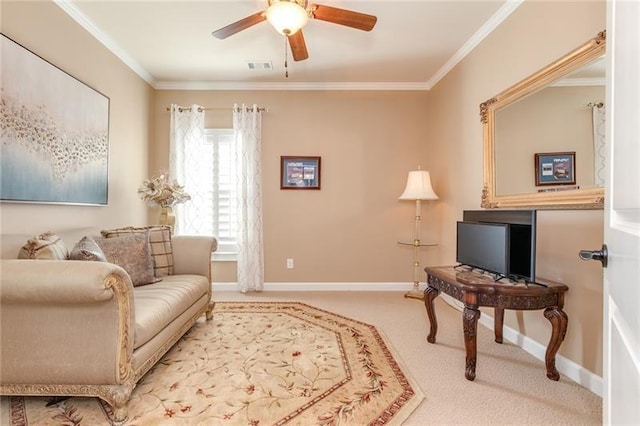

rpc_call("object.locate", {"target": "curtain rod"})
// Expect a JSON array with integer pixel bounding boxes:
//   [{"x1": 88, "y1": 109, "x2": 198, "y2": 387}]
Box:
[{"x1": 166, "y1": 106, "x2": 268, "y2": 113}]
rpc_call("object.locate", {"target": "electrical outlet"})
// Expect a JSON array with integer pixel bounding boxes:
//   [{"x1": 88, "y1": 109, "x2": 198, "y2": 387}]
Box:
[{"x1": 286, "y1": 258, "x2": 294, "y2": 269}]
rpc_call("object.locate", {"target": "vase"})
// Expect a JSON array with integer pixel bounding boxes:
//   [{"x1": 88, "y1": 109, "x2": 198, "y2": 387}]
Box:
[{"x1": 159, "y1": 206, "x2": 175, "y2": 230}]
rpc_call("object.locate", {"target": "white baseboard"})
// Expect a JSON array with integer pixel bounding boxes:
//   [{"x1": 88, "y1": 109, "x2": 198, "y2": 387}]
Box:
[
  {"x1": 469, "y1": 300, "x2": 603, "y2": 397},
  {"x1": 212, "y1": 282, "x2": 419, "y2": 292},
  {"x1": 439, "y1": 295, "x2": 602, "y2": 396},
  {"x1": 211, "y1": 281, "x2": 602, "y2": 396}
]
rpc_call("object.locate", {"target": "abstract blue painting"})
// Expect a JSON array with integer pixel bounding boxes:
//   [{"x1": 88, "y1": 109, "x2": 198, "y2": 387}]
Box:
[{"x1": 0, "y1": 34, "x2": 109, "y2": 205}]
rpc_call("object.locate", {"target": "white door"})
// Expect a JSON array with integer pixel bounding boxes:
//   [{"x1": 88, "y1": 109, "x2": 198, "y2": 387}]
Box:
[{"x1": 603, "y1": 1, "x2": 640, "y2": 423}]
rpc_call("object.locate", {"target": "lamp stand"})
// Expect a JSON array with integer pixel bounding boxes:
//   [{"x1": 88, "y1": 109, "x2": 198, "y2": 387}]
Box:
[
  {"x1": 398, "y1": 169, "x2": 438, "y2": 300},
  {"x1": 405, "y1": 199, "x2": 424, "y2": 299},
  {"x1": 398, "y1": 199, "x2": 436, "y2": 300}
]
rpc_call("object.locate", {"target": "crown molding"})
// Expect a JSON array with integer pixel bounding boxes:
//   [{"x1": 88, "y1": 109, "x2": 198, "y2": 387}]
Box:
[
  {"x1": 154, "y1": 80, "x2": 431, "y2": 91},
  {"x1": 56, "y1": 0, "x2": 522, "y2": 92},
  {"x1": 53, "y1": 0, "x2": 156, "y2": 86},
  {"x1": 424, "y1": 0, "x2": 524, "y2": 90}
]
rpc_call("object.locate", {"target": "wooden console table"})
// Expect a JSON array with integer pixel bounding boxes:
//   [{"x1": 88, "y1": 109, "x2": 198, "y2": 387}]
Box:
[{"x1": 424, "y1": 266, "x2": 569, "y2": 381}]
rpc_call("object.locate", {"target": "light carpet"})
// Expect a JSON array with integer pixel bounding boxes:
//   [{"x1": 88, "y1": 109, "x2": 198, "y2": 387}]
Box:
[{"x1": 1, "y1": 302, "x2": 424, "y2": 425}]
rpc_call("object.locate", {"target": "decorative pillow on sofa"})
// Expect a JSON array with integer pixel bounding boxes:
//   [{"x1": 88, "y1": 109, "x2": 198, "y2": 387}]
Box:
[
  {"x1": 69, "y1": 236, "x2": 107, "y2": 262},
  {"x1": 17, "y1": 232, "x2": 68, "y2": 260},
  {"x1": 101, "y1": 226, "x2": 173, "y2": 276},
  {"x1": 94, "y1": 232, "x2": 159, "y2": 286}
]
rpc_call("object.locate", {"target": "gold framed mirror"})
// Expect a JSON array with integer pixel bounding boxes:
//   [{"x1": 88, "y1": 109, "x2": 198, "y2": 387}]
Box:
[{"x1": 481, "y1": 31, "x2": 606, "y2": 209}]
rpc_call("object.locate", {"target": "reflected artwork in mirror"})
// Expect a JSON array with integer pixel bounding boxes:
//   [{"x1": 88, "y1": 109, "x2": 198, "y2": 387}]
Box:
[{"x1": 480, "y1": 31, "x2": 606, "y2": 209}]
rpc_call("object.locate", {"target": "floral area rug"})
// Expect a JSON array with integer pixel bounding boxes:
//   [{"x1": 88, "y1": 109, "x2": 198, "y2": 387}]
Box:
[{"x1": 1, "y1": 302, "x2": 424, "y2": 425}]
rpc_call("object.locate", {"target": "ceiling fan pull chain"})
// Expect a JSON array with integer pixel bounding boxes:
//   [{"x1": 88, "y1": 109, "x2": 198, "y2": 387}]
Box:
[{"x1": 284, "y1": 36, "x2": 289, "y2": 78}]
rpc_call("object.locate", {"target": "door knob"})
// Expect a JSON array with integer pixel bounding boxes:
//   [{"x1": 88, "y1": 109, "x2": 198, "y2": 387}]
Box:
[{"x1": 578, "y1": 244, "x2": 608, "y2": 268}]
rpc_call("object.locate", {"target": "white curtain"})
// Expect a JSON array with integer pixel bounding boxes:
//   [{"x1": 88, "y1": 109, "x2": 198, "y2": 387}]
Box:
[
  {"x1": 169, "y1": 104, "x2": 205, "y2": 235},
  {"x1": 592, "y1": 103, "x2": 606, "y2": 187},
  {"x1": 233, "y1": 104, "x2": 264, "y2": 293}
]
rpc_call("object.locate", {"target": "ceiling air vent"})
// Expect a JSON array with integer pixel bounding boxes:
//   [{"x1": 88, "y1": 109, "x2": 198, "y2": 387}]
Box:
[{"x1": 246, "y1": 61, "x2": 273, "y2": 70}]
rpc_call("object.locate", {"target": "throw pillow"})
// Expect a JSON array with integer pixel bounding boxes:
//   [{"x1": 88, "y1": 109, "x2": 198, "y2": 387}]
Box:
[
  {"x1": 94, "y1": 232, "x2": 159, "y2": 286},
  {"x1": 69, "y1": 236, "x2": 107, "y2": 262},
  {"x1": 17, "y1": 232, "x2": 68, "y2": 260},
  {"x1": 101, "y1": 226, "x2": 174, "y2": 276}
]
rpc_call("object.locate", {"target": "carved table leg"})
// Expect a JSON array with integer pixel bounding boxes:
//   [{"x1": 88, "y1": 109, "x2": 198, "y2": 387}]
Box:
[
  {"x1": 494, "y1": 308, "x2": 504, "y2": 344},
  {"x1": 543, "y1": 307, "x2": 568, "y2": 380},
  {"x1": 424, "y1": 286, "x2": 440, "y2": 343},
  {"x1": 463, "y1": 306, "x2": 481, "y2": 381}
]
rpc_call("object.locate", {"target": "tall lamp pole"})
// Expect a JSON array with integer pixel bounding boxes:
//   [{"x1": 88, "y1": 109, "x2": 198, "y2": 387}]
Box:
[{"x1": 398, "y1": 169, "x2": 439, "y2": 300}]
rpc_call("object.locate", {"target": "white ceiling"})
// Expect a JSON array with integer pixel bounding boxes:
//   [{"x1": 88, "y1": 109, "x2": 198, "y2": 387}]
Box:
[{"x1": 58, "y1": 0, "x2": 520, "y2": 90}]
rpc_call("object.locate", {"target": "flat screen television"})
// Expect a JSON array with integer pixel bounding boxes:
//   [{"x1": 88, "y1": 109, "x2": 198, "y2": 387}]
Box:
[
  {"x1": 456, "y1": 210, "x2": 537, "y2": 282},
  {"x1": 456, "y1": 221, "x2": 509, "y2": 279}
]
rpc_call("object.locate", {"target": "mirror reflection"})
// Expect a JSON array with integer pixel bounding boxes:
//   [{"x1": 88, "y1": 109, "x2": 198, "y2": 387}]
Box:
[
  {"x1": 481, "y1": 31, "x2": 606, "y2": 209},
  {"x1": 495, "y1": 56, "x2": 606, "y2": 196}
]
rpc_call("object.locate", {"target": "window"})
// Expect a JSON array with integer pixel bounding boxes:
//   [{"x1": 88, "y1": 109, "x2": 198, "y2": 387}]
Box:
[{"x1": 180, "y1": 128, "x2": 237, "y2": 261}]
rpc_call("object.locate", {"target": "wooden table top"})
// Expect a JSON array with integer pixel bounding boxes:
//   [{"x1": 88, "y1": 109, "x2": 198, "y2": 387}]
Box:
[{"x1": 425, "y1": 265, "x2": 569, "y2": 296}]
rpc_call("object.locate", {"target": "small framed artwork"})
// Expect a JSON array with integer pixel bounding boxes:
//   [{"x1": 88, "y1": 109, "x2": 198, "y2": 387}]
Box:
[
  {"x1": 534, "y1": 152, "x2": 576, "y2": 186},
  {"x1": 281, "y1": 156, "x2": 321, "y2": 190}
]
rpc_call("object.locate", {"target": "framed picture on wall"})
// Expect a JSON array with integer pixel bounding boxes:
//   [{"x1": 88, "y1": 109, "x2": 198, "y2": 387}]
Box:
[
  {"x1": 0, "y1": 33, "x2": 110, "y2": 205},
  {"x1": 280, "y1": 156, "x2": 321, "y2": 190},
  {"x1": 534, "y1": 152, "x2": 576, "y2": 186}
]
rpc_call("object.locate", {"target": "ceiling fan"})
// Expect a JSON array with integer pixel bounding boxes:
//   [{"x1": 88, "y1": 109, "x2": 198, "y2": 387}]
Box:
[{"x1": 211, "y1": 0, "x2": 378, "y2": 62}]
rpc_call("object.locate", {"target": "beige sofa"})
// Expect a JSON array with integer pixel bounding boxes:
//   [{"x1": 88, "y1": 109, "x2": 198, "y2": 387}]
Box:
[{"x1": 0, "y1": 227, "x2": 217, "y2": 422}]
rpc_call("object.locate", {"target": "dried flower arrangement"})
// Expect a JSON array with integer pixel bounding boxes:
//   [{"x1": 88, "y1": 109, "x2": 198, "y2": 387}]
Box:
[{"x1": 138, "y1": 173, "x2": 190, "y2": 208}]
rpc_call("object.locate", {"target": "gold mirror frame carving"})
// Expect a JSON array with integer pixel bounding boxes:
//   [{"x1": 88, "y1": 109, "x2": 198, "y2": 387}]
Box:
[{"x1": 480, "y1": 31, "x2": 606, "y2": 209}]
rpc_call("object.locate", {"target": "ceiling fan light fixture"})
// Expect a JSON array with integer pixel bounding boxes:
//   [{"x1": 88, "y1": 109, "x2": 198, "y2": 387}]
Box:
[{"x1": 266, "y1": 0, "x2": 308, "y2": 36}]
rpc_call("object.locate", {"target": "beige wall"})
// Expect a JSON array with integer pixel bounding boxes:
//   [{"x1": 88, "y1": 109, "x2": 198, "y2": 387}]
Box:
[
  {"x1": 425, "y1": 0, "x2": 605, "y2": 375},
  {"x1": 1, "y1": 0, "x2": 605, "y2": 378},
  {"x1": 153, "y1": 91, "x2": 438, "y2": 283},
  {"x1": 0, "y1": 1, "x2": 153, "y2": 233},
  {"x1": 496, "y1": 85, "x2": 605, "y2": 195}
]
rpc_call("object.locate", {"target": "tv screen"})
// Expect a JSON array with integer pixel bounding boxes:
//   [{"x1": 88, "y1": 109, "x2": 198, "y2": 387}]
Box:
[
  {"x1": 456, "y1": 221, "x2": 509, "y2": 278},
  {"x1": 460, "y1": 210, "x2": 537, "y2": 282}
]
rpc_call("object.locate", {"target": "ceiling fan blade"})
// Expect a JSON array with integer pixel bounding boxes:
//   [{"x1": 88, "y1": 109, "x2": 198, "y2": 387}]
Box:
[
  {"x1": 310, "y1": 4, "x2": 377, "y2": 31},
  {"x1": 288, "y1": 30, "x2": 309, "y2": 62},
  {"x1": 211, "y1": 12, "x2": 266, "y2": 39}
]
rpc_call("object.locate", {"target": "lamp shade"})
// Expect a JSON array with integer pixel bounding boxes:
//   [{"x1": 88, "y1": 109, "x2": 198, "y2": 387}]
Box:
[
  {"x1": 399, "y1": 170, "x2": 439, "y2": 200},
  {"x1": 266, "y1": 0, "x2": 309, "y2": 35}
]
